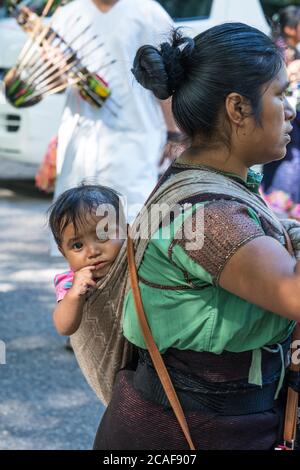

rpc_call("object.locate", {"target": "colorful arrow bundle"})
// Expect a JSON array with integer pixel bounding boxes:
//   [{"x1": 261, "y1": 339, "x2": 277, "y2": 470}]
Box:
[{"x1": 4, "y1": 0, "x2": 112, "y2": 109}]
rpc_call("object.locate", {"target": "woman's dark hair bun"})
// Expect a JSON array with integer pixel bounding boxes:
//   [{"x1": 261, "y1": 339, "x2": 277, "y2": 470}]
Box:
[{"x1": 132, "y1": 29, "x2": 195, "y2": 100}]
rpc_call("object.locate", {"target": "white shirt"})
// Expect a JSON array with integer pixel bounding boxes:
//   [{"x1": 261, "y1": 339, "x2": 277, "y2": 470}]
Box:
[{"x1": 54, "y1": 0, "x2": 173, "y2": 219}]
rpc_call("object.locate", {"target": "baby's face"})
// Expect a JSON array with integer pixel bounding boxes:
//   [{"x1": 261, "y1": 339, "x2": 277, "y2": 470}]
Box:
[{"x1": 60, "y1": 214, "x2": 124, "y2": 278}]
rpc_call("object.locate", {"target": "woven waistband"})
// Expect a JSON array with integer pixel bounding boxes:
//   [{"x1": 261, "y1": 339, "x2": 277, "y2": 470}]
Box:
[{"x1": 133, "y1": 346, "x2": 289, "y2": 416}]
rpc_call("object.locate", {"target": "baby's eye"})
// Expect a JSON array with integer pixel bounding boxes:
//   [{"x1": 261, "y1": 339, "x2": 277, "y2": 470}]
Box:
[{"x1": 72, "y1": 241, "x2": 83, "y2": 250}]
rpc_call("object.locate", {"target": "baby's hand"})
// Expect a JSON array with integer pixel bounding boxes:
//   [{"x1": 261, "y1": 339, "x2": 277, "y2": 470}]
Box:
[{"x1": 70, "y1": 266, "x2": 97, "y2": 297}]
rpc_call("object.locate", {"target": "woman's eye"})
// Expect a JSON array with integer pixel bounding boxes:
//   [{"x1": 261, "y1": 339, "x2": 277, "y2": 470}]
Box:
[{"x1": 72, "y1": 242, "x2": 83, "y2": 250}]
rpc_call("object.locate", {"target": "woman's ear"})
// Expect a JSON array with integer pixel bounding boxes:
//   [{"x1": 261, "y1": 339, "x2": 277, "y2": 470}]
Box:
[{"x1": 225, "y1": 93, "x2": 252, "y2": 127}]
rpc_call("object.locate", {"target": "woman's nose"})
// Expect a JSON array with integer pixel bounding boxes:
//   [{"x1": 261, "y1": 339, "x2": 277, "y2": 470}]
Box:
[{"x1": 285, "y1": 96, "x2": 297, "y2": 122}]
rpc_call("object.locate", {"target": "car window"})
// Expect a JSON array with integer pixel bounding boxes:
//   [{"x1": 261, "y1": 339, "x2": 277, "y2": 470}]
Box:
[
  {"x1": 157, "y1": 0, "x2": 213, "y2": 20},
  {"x1": 260, "y1": 0, "x2": 300, "y2": 19}
]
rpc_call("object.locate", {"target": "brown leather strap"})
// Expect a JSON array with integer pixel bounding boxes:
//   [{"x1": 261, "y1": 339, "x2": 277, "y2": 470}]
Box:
[
  {"x1": 127, "y1": 232, "x2": 196, "y2": 450},
  {"x1": 282, "y1": 226, "x2": 300, "y2": 448}
]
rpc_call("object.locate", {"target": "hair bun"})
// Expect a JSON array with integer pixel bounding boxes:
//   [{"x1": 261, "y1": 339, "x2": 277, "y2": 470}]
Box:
[{"x1": 132, "y1": 29, "x2": 195, "y2": 99}]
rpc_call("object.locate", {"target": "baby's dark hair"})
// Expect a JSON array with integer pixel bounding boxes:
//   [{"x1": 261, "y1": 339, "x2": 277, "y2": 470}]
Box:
[{"x1": 48, "y1": 184, "x2": 124, "y2": 248}]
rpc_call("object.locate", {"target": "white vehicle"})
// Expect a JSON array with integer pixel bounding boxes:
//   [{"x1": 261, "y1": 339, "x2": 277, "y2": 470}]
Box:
[{"x1": 0, "y1": 0, "x2": 287, "y2": 173}]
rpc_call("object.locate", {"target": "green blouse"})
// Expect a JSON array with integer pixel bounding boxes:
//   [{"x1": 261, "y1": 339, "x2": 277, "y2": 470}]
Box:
[{"x1": 123, "y1": 165, "x2": 295, "y2": 388}]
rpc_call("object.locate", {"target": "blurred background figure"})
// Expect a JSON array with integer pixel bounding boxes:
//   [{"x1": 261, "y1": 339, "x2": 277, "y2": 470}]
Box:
[
  {"x1": 272, "y1": 4, "x2": 300, "y2": 63},
  {"x1": 263, "y1": 5, "x2": 300, "y2": 206}
]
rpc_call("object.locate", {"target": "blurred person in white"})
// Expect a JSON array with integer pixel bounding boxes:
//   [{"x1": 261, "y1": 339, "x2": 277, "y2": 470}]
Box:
[{"x1": 52, "y1": 0, "x2": 180, "y2": 234}]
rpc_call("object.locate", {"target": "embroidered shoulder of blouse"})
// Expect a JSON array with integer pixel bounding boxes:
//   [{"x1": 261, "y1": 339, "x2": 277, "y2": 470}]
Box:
[{"x1": 170, "y1": 199, "x2": 265, "y2": 284}]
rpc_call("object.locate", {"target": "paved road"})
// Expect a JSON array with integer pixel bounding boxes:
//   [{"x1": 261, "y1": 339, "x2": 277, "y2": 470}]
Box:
[{"x1": 0, "y1": 187, "x2": 104, "y2": 450}]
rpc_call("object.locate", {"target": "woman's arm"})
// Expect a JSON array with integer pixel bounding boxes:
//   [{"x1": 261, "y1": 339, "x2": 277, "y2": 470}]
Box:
[
  {"x1": 159, "y1": 97, "x2": 179, "y2": 133},
  {"x1": 219, "y1": 235, "x2": 300, "y2": 321},
  {"x1": 158, "y1": 98, "x2": 186, "y2": 165}
]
